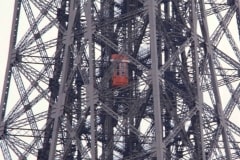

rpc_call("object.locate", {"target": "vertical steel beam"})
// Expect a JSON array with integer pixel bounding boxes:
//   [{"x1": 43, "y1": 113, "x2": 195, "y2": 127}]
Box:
[
  {"x1": 147, "y1": 0, "x2": 164, "y2": 159},
  {"x1": 0, "y1": 0, "x2": 21, "y2": 157},
  {"x1": 85, "y1": 1, "x2": 97, "y2": 159},
  {"x1": 48, "y1": 1, "x2": 77, "y2": 159},
  {"x1": 191, "y1": 1, "x2": 206, "y2": 159},
  {"x1": 0, "y1": 0, "x2": 21, "y2": 125},
  {"x1": 198, "y1": 0, "x2": 232, "y2": 159}
]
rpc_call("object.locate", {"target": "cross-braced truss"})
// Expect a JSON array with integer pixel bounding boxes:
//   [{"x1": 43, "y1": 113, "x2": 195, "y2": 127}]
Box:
[{"x1": 1, "y1": 0, "x2": 240, "y2": 159}]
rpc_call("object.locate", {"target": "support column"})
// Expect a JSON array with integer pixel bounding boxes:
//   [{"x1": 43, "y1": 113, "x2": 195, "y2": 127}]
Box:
[
  {"x1": 0, "y1": 1, "x2": 21, "y2": 158},
  {"x1": 191, "y1": 1, "x2": 206, "y2": 159},
  {"x1": 48, "y1": 1, "x2": 77, "y2": 159},
  {"x1": 85, "y1": 1, "x2": 97, "y2": 159},
  {"x1": 0, "y1": 0, "x2": 21, "y2": 125},
  {"x1": 147, "y1": 0, "x2": 164, "y2": 159},
  {"x1": 198, "y1": 0, "x2": 232, "y2": 159}
]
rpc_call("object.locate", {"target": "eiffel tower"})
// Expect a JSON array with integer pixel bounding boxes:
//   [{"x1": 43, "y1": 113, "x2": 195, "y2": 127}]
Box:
[{"x1": 1, "y1": 0, "x2": 240, "y2": 159}]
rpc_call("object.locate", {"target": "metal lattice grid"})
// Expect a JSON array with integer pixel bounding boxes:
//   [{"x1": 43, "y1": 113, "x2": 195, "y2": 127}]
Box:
[{"x1": 1, "y1": 0, "x2": 240, "y2": 159}]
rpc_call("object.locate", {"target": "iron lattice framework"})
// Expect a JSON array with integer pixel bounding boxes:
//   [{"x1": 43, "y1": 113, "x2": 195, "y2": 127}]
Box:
[{"x1": 2, "y1": 0, "x2": 240, "y2": 159}]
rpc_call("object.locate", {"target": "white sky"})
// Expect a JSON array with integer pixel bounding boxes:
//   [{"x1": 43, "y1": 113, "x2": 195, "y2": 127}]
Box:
[{"x1": 0, "y1": 1, "x2": 14, "y2": 97}]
